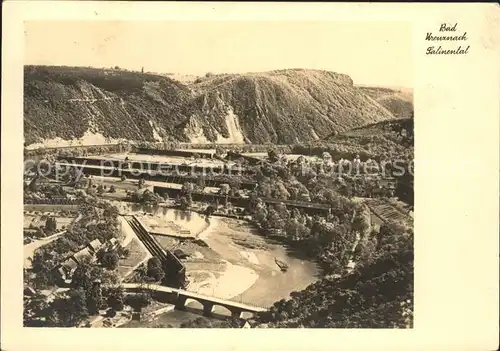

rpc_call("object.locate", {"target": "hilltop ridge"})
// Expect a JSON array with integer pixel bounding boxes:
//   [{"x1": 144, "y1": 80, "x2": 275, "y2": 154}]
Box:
[{"x1": 24, "y1": 65, "x2": 409, "y2": 147}]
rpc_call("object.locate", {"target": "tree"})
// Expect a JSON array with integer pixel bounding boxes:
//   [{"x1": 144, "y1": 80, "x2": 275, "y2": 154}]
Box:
[
  {"x1": 24, "y1": 293, "x2": 50, "y2": 326},
  {"x1": 97, "y1": 184, "x2": 105, "y2": 195},
  {"x1": 268, "y1": 148, "x2": 279, "y2": 163},
  {"x1": 50, "y1": 288, "x2": 89, "y2": 327},
  {"x1": 248, "y1": 191, "x2": 260, "y2": 213},
  {"x1": 266, "y1": 208, "x2": 286, "y2": 231},
  {"x1": 352, "y1": 207, "x2": 371, "y2": 236},
  {"x1": 31, "y1": 252, "x2": 57, "y2": 289},
  {"x1": 87, "y1": 282, "x2": 103, "y2": 315},
  {"x1": 355, "y1": 236, "x2": 378, "y2": 267},
  {"x1": 299, "y1": 192, "x2": 311, "y2": 202},
  {"x1": 147, "y1": 257, "x2": 165, "y2": 282},
  {"x1": 204, "y1": 205, "x2": 216, "y2": 218},
  {"x1": 101, "y1": 270, "x2": 120, "y2": 285},
  {"x1": 273, "y1": 182, "x2": 291, "y2": 200},
  {"x1": 101, "y1": 251, "x2": 120, "y2": 270},
  {"x1": 285, "y1": 218, "x2": 310, "y2": 241},
  {"x1": 118, "y1": 246, "x2": 130, "y2": 258},
  {"x1": 138, "y1": 178, "x2": 146, "y2": 189},
  {"x1": 257, "y1": 182, "x2": 273, "y2": 198},
  {"x1": 254, "y1": 206, "x2": 268, "y2": 225},
  {"x1": 125, "y1": 293, "x2": 151, "y2": 311},
  {"x1": 181, "y1": 182, "x2": 195, "y2": 195},
  {"x1": 45, "y1": 217, "x2": 57, "y2": 232},
  {"x1": 179, "y1": 194, "x2": 192, "y2": 210},
  {"x1": 215, "y1": 146, "x2": 225, "y2": 157},
  {"x1": 106, "y1": 286, "x2": 125, "y2": 311},
  {"x1": 394, "y1": 164, "x2": 414, "y2": 208},
  {"x1": 196, "y1": 177, "x2": 206, "y2": 191},
  {"x1": 72, "y1": 259, "x2": 93, "y2": 291},
  {"x1": 219, "y1": 183, "x2": 231, "y2": 195}
]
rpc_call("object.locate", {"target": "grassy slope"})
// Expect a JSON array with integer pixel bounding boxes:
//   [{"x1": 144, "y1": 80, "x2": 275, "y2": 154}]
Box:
[
  {"x1": 358, "y1": 86, "x2": 413, "y2": 119},
  {"x1": 314, "y1": 118, "x2": 414, "y2": 160},
  {"x1": 24, "y1": 66, "x2": 193, "y2": 144},
  {"x1": 24, "y1": 66, "x2": 398, "y2": 145},
  {"x1": 188, "y1": 69, "x2": 396, "y2": 143}
]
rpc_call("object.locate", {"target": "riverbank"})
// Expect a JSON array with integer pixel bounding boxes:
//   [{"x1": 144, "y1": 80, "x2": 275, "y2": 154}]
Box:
[
  {"x1": 117, "y1": 205, "x2": 319, "y2": 327},
  {"x1": 151, "y1": 215, "x2": 261, "y2": 302}
]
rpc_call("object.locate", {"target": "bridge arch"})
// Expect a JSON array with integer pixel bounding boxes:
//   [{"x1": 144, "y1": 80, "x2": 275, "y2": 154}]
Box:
[
  {"x1": 210, "y1": 303, "x2": 234, "y2": 317},
  {"x1": 184, "y1": 297, "x2": 205, "y2": 311},
  {"x1": 239, "y1": 311, "x2": 256, "y2": 319}
]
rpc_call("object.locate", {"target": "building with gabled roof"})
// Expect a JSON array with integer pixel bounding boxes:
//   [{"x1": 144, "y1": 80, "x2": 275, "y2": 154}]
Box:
[
  {"x1": 73, "y1": 247, "x2": 93, "y2": 264},
  {"x1": 87, "y1": 239, "x2": 103, "y2": 253},
  {"x1": 57, "y1": 257, "x2": 79, "y2": 281}
]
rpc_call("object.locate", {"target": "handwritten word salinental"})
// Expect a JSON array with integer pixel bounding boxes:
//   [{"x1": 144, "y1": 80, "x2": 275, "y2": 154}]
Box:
[{"x1": 426, "y1": 23, "x2": 470, "y2": 55}]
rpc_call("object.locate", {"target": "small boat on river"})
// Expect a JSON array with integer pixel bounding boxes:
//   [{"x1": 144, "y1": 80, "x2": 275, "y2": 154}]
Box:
[{"x1": 275, "y1": 258, "x2": 289, "y2": 272}]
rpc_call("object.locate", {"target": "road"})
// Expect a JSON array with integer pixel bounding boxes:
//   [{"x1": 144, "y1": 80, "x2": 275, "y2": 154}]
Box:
[
  {"x1": 23, "y1": 213, "x2": 82, "y2": 268},
  {"x1": 120, "y1": 283, "x2": 267, "y2": 312},
  {"x1": 24, "y1": 230, "x2": 66, "y2": 268}
]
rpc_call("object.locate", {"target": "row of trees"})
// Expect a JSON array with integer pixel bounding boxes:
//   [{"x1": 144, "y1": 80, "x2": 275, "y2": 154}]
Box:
[
  {"x1": 24, "y1": 258, "x2": 127, "y2": 327},
  {"x1": 25, "y1": 196, "x2": 129, "y2": 326},
  {"x1": 260, "y1": 221, "x2": 413, "y2": 328},
  {"x1": 250, "y1": 195, "x2": 369, "y2": 275},
  {"x1": 244, "y1": 147, "x2": 413, "y2": 328},
  {"x1": 24, "y1": 143, "x2": 129, "y2": 159},
  {"x1": 30, "y1": 199, "x2": 121, "y2": 289}
]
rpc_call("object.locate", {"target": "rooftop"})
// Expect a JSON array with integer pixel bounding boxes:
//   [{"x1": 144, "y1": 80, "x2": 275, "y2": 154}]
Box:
[
  {"x1": 62, "y1": 257, "x2": 78, "y2": 271},
  {"x1": 73, "y1": 247, "x2": 93, "y2": 263},
  {"x1": 88, "y1": 239, "x2": 103, "y2": 252}
]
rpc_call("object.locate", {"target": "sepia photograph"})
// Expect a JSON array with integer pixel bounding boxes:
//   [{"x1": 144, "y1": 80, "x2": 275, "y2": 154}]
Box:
[
  {"x1": 21, "y1": 20, "x2": 415, "y2": 329},
  {"x1": 2, "y1": 2, "x2": 499, "y2": 350}
]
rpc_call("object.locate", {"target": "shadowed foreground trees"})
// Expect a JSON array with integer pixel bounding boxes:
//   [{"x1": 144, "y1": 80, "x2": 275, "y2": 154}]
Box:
[
  {"x1": 179, "y1": 316, "x2": 242, "y2": 328},
  {"x1": 147, "y1": 257, "x2": 166, "y2": 282}
]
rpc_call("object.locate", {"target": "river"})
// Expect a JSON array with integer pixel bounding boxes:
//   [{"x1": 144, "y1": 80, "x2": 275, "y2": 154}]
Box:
[{"x1": 115, "y1": 202, "x2": 320, "y2": 327}]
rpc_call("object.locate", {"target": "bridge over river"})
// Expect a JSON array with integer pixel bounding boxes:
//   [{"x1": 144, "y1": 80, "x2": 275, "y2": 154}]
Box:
[{"x1": 120, "y1": 283, "x2": 268, "y2": 318}]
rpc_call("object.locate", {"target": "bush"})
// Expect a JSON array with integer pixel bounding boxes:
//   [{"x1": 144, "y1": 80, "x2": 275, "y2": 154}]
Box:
[
  {"x1": 147, "y1": 257, "x2": 165, "y2": 282},
  {"x1": 125, "y1": 293, "x2": 151, "y2": 311},
  {"x1": 107, "y1": 309, "x2": 117, "y2": 318},
  {"x1": 101, "y1": 251, "x2": 120, "y2": 270}
]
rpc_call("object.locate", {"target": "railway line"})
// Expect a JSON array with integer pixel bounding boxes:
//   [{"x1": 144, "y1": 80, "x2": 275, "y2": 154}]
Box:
[{"x1": 124, "y1": 216, "x2": 187, "y2": 288}]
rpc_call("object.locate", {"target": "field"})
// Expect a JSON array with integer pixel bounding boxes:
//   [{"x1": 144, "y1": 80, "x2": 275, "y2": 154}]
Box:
[
  {"x1": 88, "y1": 177, "x2": 140, "y2": 201},
  {"x1": 151, "y1": 234, "x2": 224, "y2": 277},
  {"x1": 23, "y1": 204, "x2": 79, "y2": 212},
  {"x1": 87, "y1": 153, "x2": 233, "y2": 167},
  {"x1": 151, "y1": 235, "x2": 179, "y2": 251},
  {"x1": 141, "y1": 216, "x2": 195, "y2": 238},
  {"x1": 23, "y1": 213, "x2": 76, "y2": 231},
  {"x1": 116, "y1": 237, "x2": 149, "y2": 279}
]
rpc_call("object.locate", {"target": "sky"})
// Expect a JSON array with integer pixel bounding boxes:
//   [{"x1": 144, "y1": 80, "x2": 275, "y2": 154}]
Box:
[{"x1": 24, "y1": 21, "x2": 412, "y2": 88}]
